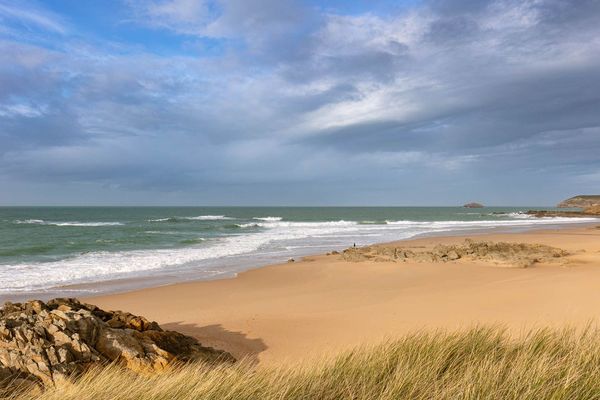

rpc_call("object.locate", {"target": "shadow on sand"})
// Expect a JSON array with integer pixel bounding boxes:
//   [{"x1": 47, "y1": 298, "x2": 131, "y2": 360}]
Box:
[{"x1": 162, "y1": 321, "x2": 267, "y2": 365}]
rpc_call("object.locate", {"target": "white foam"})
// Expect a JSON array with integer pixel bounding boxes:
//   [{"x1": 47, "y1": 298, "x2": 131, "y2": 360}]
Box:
[
  {"x1": 253, "y1": 216, "x2": 283, "y2": 221},
  {"x1": 53, "y1": 222, "x2": 124, "y2": 227},
  {"x1": 148, "y1": 215, "x2": 234, "y2": 222},
  {"x1": 14, "y1": 219, "x2": 45, "y2": 224},
  {"x1": 254, "y1": 220, "x2": 356, "y2": 228},
  {"x1": 14, "y1": 219, "x2": 123, "y2": 227},
  {"x1": 184, "y1": 215, "x2": 234, "y2": 220}
]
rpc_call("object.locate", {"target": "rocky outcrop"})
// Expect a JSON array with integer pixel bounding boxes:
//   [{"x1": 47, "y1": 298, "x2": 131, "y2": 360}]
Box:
[
  {"x1": 463, "y1": 202, "x2": 484, "y2": 208},
  {"x1": 557, "y1": 195, "x2": 600, "y2": 208},
  {"x1": 526, "y1": 207, "x2": 600, "y2": 218},
  {"x1": 340, "y1": 239, "x2": 569, "y2": 268},
  {"x1": 0, "y1": 298, "x2": 234, "y2": 393},
  {"x1": 584, "y1": 205, "x2": 600, "y2": 215}
]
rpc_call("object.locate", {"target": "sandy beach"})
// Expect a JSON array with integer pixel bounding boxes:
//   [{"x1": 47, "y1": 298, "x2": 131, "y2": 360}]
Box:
[{"x1": 87, "y1": 224, "x2": 600, "y2": 366}]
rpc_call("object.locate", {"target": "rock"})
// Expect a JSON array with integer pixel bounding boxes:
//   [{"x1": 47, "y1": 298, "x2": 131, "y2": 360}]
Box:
[
  {"x1": 526, "y1": 206, "x2": 600, "y2": 218},
  {"x1": 557, "y1": 195, "x2": 600, "y2": 208},
  {"x1": 463, "y1": 202, "x2": 484, "y2": 208},
  {"x1": 0, "y1": 298, "x2": 234, "y2": 393},
  {"x1": 339, "y1": 240, "x2": 569, "y2": 268},
  {"x1": 583, "y1": 205, "x2": 600, "y2": 215},
  {"x1": 447, "y1": 250, "x2": 460, "y2": 260}
]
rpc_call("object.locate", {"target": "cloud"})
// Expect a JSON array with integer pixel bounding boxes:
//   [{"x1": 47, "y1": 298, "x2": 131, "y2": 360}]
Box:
[
  {"x1": 0, "y1": 0, "x2": 599, "y2": 204},
  {"x1": 0, "y1": 0, "x2": 66, "y2": 34},
  {"x1": 124, "y1": 0, "x2": 215, "y2": 34}
]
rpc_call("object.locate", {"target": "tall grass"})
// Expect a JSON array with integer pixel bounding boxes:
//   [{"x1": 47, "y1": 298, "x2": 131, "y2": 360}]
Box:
[{"x1": 12, "y1": 326, "x2": 600, "y2": 400}]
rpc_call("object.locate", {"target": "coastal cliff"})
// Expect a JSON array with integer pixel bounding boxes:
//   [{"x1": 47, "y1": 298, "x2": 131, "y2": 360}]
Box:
[{"x1": 557, "y1": 195, "x2": 600, "y2": 208}]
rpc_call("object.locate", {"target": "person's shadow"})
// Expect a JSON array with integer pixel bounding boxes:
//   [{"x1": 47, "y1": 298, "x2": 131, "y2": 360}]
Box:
[{"x1": 162, "y1": 321, "x2": 267, "y2": 366}]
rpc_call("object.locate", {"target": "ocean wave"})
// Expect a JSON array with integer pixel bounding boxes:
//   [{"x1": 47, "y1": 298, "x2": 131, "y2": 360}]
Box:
[
  {"x1": 505, "y1": 212, "x2": 533, "y2": 219},
  {"x1": 185, "y1": 215, "x2": 234, "y2": 220},
  {"x1": 54, "y1": 222, "x2": 124, "y2": 227},
  {"x1": 236, "y1": 223, "x2": 260, "y2": 228},
  {"x1": 253, "y1": 216, "x2": 282, "y2": 221},
  {"x1": 148, "y1": 215, "x2": 234, "y2": 222},
  {"x1": 0, "y1": 230, "x2": 287, "y2": 292},
  {"x1": 144, "y1": 230, "x2": 184, "y2": 235},
  {"x1": 238, "y1": 220, "x2": 356, "y2": 229},
  {"x1": 3, "y1": 214, "x2": 597, "y2": 293},
  {"x1": 256, "y1": 220, "x2": 356, "y2": 228},
  {"x1": 14, "y1": 219, "x2": 123, "y2": 227},
  {"x1": 14, "y1": 219, "x2": 45, "y2": 224},
  {"x1": 0, "y1": 220, "x2": 363, "y2": 292},
  {"x1": 179, "y1": 238, "x2": 206, "y2": 245}
]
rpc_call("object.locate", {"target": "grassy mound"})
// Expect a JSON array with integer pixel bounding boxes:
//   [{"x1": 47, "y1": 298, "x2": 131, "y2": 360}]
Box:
[{"x1": 9, "y1": 326, "x2": 600, "y2": 400}]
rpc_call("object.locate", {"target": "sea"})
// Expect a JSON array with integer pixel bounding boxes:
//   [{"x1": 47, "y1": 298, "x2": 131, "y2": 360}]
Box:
[{"x1": 0, "y1": 206, "x2": 597, "y2": 301}]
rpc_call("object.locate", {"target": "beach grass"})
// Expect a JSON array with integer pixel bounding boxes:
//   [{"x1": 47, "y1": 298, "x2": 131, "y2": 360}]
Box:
[{"x1": 12, "y1": 325, "x2": 600, "y2": 400}]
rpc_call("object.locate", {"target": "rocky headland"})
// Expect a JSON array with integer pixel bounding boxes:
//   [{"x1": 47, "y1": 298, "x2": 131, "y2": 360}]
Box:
[
  {"x1": 463, "y1": 202, "x2": 484, "y2": 208},
  {"x1": 339, "y1": 239, "x2": 569, "y2": 268},
  {"x1": 0, "y1": 298, "x2": 234, "y2": 394},
  {"x1": 557, "y1": 195, "x2": 600, "y2": 208},
  {"x1": 524, "y1": 196, "x2": 600, "y2": 218}
]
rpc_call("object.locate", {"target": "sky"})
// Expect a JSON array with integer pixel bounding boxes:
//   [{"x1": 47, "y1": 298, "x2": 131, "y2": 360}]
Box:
[{"x1": 0, "y1": 0, "x2": 599, "y2": 206}]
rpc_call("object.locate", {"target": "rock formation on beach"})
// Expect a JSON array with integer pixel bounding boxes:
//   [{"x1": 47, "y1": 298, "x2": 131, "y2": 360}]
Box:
[
  {"x1": 0, "y1": 298, "x2": 234, "y2": 393},
  {"x1": 340, "y1": 239, "x2": 569, "y2": 268},
  {"x1": 527, "y1": 205, "x2": 600, "y2": 218},
  {"x1": 557, "y1": 195, "x2": 600, "y2": 208},
  {"x1": 584, "y1": 205, "x2": 600, "y2": 214},
  {"x1": 463, "y1": 202, "x2": 484, "y2": 208}
]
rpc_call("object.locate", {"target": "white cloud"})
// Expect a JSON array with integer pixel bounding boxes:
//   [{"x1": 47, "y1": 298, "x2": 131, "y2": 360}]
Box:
[
  {"x1": 0, "y1": 1, "x2": 66, "y2": 34},
  {"x1": 0, "y1": 103, "x2": 47, "y2": 118},
  {"x1": 125, "y1": 0, "x2": 214, "y2": 34}
]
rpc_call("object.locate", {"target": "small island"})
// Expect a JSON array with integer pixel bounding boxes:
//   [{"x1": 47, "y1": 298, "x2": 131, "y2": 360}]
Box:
[{"x1": 463, "y1": 202, "x2": 484, "y2": 208}]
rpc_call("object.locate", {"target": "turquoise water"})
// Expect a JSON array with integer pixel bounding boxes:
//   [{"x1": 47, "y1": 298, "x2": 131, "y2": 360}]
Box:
[{"x1": 0, "y1": 207, "x2": 595, "y2": 300}]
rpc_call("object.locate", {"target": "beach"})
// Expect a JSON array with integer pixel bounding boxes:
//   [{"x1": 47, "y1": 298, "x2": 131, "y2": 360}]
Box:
[
  {"x1": 5, "y1": 206, "x2": 594, "y2": 300},
  {"x1": 86, "y1": 224, "x2": 600, "y2": 366}
]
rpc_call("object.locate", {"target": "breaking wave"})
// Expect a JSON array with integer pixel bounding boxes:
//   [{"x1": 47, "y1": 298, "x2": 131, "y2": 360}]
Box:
[
  {"x1": 14, "y1": 220, "x2": 123, "y2": 227},
  {"x1": 3, "y1": 212, "x2": 597, "y2": 294}
]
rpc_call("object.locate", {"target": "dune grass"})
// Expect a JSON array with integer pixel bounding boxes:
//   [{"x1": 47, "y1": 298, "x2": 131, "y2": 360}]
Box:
[{"x1": 11, "y1": 326, "x2": 600, "y2": 400}]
